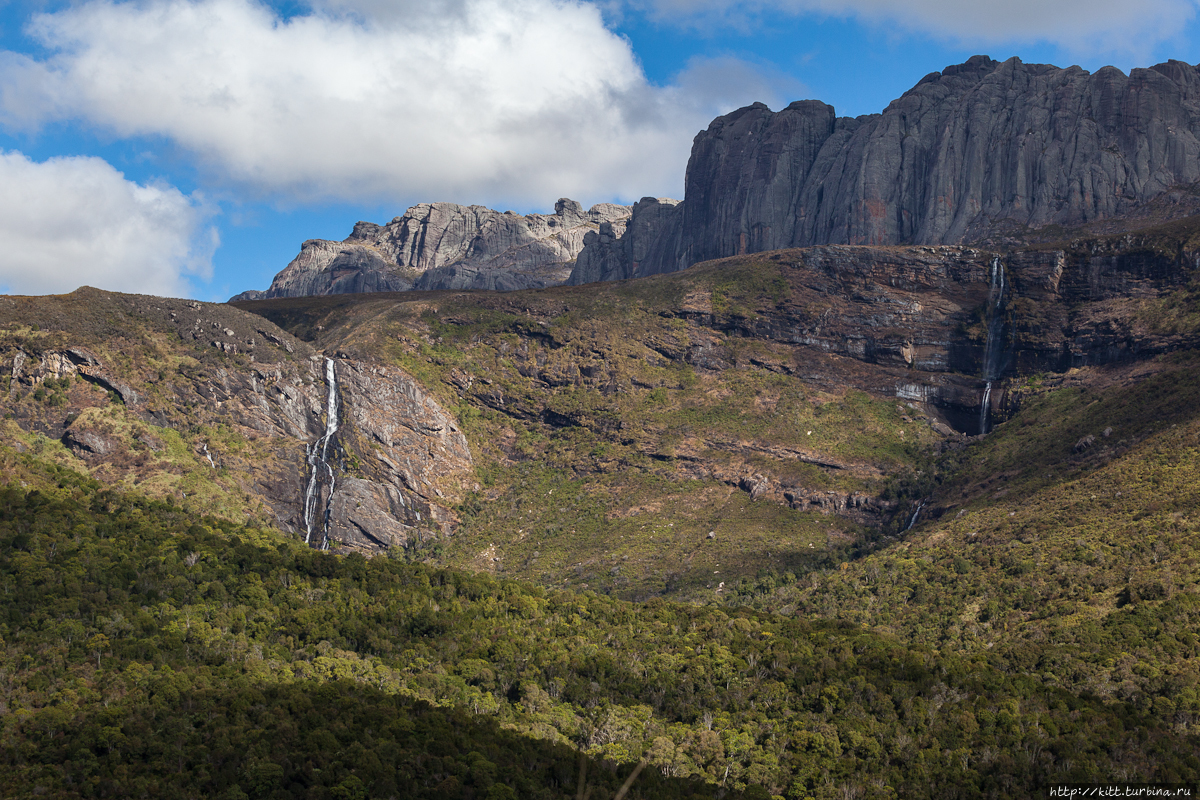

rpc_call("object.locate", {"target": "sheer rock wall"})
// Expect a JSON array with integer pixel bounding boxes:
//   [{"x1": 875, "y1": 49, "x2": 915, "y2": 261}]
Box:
[{"x1": 572, "y1": 56, "x2": 1200, "y2": 283}]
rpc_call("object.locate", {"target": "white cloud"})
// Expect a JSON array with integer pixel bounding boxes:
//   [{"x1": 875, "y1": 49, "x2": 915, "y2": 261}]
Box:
[
  {"x1": 630, "y1": 0, "x2": 1199, "y2": 55},
  {"x1": 672, "y1": 55, "x2": 804, "y2": 111},
  {"x1": 0, "y1": 0, "x2": 781, "y2": 207},
  {"x1": 0, "y1": 151, "x2": 215, "y2": 296}
]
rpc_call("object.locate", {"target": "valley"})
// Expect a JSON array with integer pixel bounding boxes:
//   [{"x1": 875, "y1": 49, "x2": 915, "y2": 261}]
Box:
[
  {"x1": 4, "y1": 54, "x2": 1200, "y2": 800},
  {"x1": 2, "y1": 214, "x2": 1200, "y2": 796}
]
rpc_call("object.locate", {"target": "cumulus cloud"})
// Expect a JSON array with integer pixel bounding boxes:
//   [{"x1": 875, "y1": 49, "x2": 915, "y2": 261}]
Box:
[
  {"x1": 630, "y1": 0, "x2": 1199, "y2": 55},
  {"x1": 0, "y1": 151, "x2": 215, "y2": 296},
  {"x1": 0, "y1": 0, "x2": 779, "y2": 206}
]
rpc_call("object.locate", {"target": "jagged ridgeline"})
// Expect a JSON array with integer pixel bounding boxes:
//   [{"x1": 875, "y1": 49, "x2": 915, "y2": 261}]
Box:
[
  {"x1": 571, "y1": 56, "x2": 1200, "y2": 284},
  {"x1": 233, "y1": 199, "x2": 634, "y2": 301},
  {"x1": 238, "y1": 57, "x2": 1200, "y2": 303}
]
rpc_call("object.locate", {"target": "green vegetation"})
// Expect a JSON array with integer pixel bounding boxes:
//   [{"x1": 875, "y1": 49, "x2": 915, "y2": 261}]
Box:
[
  {"x1": 1, "y1": 454, "x2": 1195, "y2": 799},
  {"x1": 246, "y1": 259, "x2": 938, "y2": 595},
  {"x1": 449, "y1": 461, "x2": 858, "y2": 600},
  {"x1": 8, "y1": 243, "x2": 1200, "y2": 796},
  {"x1": 725, "y1": 353, "x2": 1200, "y2": 730}
]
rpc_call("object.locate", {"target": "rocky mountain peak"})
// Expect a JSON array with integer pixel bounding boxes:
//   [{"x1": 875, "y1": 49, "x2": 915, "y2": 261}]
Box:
[
  {"x1": 570, "y1": 55, "x2": 1200, "y2": 284},
  {"x1": 554, "y1": 197, "x2": 584, "y2": 218},
  {"x1": 346, "y1": 220, "x2": 383, "y2": 242},
  {"x1": 233, "y1": 198, "x2": 632, "y2": 301}
]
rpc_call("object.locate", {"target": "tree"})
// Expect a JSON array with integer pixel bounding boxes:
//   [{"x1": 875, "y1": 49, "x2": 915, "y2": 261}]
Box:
[{"x1": 87, "y1": 632, "x2": 109, "y2": 669}]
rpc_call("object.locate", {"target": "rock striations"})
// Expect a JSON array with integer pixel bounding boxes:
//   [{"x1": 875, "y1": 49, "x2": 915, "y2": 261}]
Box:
[
  {"x1": 570, "y1": 56, "x2": 1200, "y2": 284},
  {"x1": 235, "y1": 199, "x2": 631, "y2": 300}
]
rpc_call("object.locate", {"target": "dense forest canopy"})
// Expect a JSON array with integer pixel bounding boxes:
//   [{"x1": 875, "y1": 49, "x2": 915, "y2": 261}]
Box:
[{"x1": 0, "y1": 453, "x2": 1196, "y2": 798}]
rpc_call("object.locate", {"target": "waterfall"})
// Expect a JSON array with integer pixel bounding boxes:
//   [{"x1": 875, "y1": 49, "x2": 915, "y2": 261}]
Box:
[
  {"x1": 978, "y1": 256, "x2": 1008, "y2": 435},
  {"x1": 905, "y1": 499, "x2": 926, "y2": 532},
  {"x1": 303, "y1": 358, "x2": 341, "y2": 549}
]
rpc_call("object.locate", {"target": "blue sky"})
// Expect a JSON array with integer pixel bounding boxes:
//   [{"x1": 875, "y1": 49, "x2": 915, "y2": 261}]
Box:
[{"x1": 1, "y1": 0, "x2": 1199, "y2": 300}]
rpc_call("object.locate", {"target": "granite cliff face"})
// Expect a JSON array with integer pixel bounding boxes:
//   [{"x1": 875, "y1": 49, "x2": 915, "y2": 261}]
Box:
[
  {"x1": 568, "y1": 197, "x2": 682, "y2": 286},
  {"x1": 571, "y1": 56, "x2": 1200, "y2": 284},
  {"x1": 236, "y1": 198, "x2": 631, "y2": 300},
  {"x1": 239, "y1": 239, "x2": 403, "y2": 299}
]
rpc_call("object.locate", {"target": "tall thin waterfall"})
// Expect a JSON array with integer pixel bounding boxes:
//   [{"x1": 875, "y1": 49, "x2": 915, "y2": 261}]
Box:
[
  {"x1": 303, "y1": 358, "x2": 341, "y2": 549},
  {"x1": 978, "y1": 256, "x2": 1008, "y2": 435},
  {"x1": 905, "y1": 499, "x2": 927, "y2": 532}
]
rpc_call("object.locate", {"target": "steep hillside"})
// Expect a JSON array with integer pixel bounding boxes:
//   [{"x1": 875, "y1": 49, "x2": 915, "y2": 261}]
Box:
[
  {"x1": 231, "y1": 215, "x2": 1200, "y2": 600},
  {"x1": 572, "y1": 56, "x2": 1200, "y2": 284},
  {"x1": 726, "y1": 351, "x2": 1200, "y2": 722},
  {"x1": 237, "y1": 257, "x2": 946, "y2": 599},
  {"x1": 0, "y1": 289, "x2": 472, "y2": 557},
  {"x1": 229, "y1": 217, "x2": 1200, "y2": 746}
]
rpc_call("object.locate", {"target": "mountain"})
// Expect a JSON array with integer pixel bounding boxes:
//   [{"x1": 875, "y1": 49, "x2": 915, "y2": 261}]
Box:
[
  {"x1": 232, "y1": 56, "x2": 1200, "y2": 300},
  {"x1": 4, "y1": 213, "x2": 1200, "y2": 793},
  {"x1": 570, "y1": 56, "x2": 1200, "y2": 284},
  {"x1": 10, "y1": 53, "x2": 1200, "y2": 799},
  {"x1": 233, "y1": 198, "x2": 632, "y2": 301},
  {"x1": 6, "y1": 213, "x2": 1199, "y2": 593},
  {"x1": 234, "y1": 215, "x2": 1200, "y2": 584},
  {"x1": 227, "y1": 215, "x2": 1200, "y2": 754}
]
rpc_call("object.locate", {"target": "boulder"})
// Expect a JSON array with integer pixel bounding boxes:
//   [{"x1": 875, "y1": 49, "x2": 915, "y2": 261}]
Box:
[{"x1": 63, "y1": 429, "x2": 118, "y2": 456}]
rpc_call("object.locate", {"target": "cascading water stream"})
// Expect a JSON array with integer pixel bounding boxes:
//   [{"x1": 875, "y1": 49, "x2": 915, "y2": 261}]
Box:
[
  {"x1": 978, "y1": 256, "x2": 1008, "y2": 435},
  {"x1": 303, "y1": 358, "x2": 341, "y2": 548},
  {"x1": 905, "y1": 499, "x2": 926, "y2": 532}
]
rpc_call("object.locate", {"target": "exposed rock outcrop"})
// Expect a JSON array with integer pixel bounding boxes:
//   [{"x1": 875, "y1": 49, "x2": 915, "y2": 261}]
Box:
[
  {"x1": 0, "y1": 288, "x2": 474, "y2": 557},
  {"x1": 571, "y1": 56, "x2": 1200, "y2": 283},
  {"x1": 568, "y1": 197, "x2": 681, "y2": 285},
  {"x1": 334, "y1": 359, "x2": 472, "y2": 503},
  {"x1": 62, "y1": 428, "x2": 118, "y2": 457},
  {"x1": 235, "y1": 198, "x2": 631, "y2": 300},
  {"x1": 328, "y1": 477, "x2": 413, "y2": 552},
  {"x1": 649, "y1": 238, "x2": 1199, "y2": 431},
  {"x1": 290, "y1": 357, "x2": 474, "y2": 555},
  {"x1": 236, "y1": 240, "x2": 409, "y2": 301}
]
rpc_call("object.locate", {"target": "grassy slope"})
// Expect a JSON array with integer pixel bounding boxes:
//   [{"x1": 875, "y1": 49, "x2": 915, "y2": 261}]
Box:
[
  {"x1": 727, "y1": 351, "x2": 1200, "y2": 725},
  {"x1": 241, "y1": 260, "x2": 940, "y2": 600},
  {"x1": 240, "y1": 240, "x2": 1200, "y2": 739}
]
